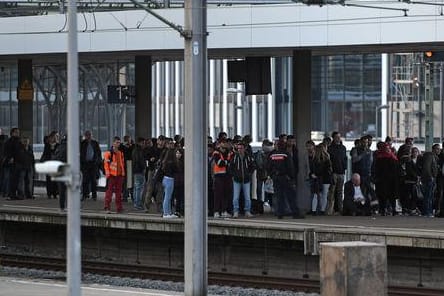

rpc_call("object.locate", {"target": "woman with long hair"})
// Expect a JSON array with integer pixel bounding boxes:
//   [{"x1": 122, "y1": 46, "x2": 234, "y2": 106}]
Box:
[
  {"x1": 161, "y1": 147, "x2": 178, "y2": 218},
  {"x1": 40, "y1": 131, "x2": 60, "y2": 199},
  {"x1": 309, "y1": 144, "x2": 332, "y2": 215},
  {"x1": 173, "y1": 148, "x2": 185, "y2": 216}
]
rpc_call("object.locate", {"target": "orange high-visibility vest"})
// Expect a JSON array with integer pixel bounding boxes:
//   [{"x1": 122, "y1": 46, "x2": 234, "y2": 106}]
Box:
[
  {"x1": 213, "y1": 151, "x2": 231, "y2": 175},
  {"x1": 103, "y1": 149, "x2": 125, "y2": 177}
]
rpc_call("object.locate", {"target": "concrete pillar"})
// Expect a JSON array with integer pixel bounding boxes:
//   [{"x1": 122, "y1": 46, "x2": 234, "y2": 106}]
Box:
[
  {"x1": 17, "y1": 59, "x2": 34, "y2": 142},
  {"x1": 320, "y1": 241, "x2": 387, "y2": 296},
  {"x1": 135, "y1": 56, "x2": 152, "y2": 138},
  {"x1": 292, "y1": 50, "x2": 311, "y2": 213}
]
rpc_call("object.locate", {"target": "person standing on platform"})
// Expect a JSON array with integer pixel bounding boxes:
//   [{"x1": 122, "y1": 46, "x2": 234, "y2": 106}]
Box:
[
  {"x1": 327, "y1": 131, "x2": 347, "y2": 215},
  {"x1": 131, "y1": 137, "x2": 147, "y2": 210},
  {"x1": 103, "y1": 136, "x2": 125, "y2": 214},
  {"x1": 173, "y1": 148, "x2": 185, "y2": 216},
  {"x1": 17, "y1": 137, "x2": 34, "y2": 199},
  {"x1": 212, "y1": 140, "x2": 233, "y2": 218},
  {"x1": 55, "y1": 134, "x2": 67, "y2": 211},
  {"x1": 40, "y1": 131, "x2": 60, "y2": 199},
  {"x1": 229, "y1": 141, "x2": 256, "y2": 218},
  {"x1": 418, "y1": 148, "x2": 438, "y2": 217},
  {"x1": 80, "y1": 130, "x2": 102, "y2": 201},
  {"x1": 309, "y1": 144, "x2": 332, "y2": 215},
  {"x1": 286, "y1": 135, "x2": 299, "y2": 184},
  {"x1": 267, "y1": 139, "x2": 304, "y2": 219},
  {"x1": 373, "y1": 142, "x2": 399, "y2": 216},
  {"x1": 161, "y1": 146, "x2": 178, "y2": 218},
  {"x1": 207, "y1": 142, "x2": 215, "y2": 217},
  {"x1": 121, "y1": 135, "x2": 134, "y2": 203},
  {"x1": 4, "y1": 128, "x2": 22, "y2": 200},
  {"x1": 437, "y1": 143, "x2": 444, "y2": 218},
  {"x1": 0, "y1": 131, "x2": 9, "y2": 197}
]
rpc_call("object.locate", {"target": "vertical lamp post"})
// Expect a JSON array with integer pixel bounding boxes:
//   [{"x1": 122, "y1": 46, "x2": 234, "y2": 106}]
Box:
[
  {"x1": 184, "y1": 0, "x2": 208, "y2": 295},
  {"x1": 67, "y1": 0, "x2": 81, "y2": 295}
]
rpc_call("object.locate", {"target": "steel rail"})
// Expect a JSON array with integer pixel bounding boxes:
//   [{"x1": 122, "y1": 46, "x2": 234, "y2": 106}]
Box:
[{"x1": 1, "y1": 253, "x2": 443, "y2": 296}]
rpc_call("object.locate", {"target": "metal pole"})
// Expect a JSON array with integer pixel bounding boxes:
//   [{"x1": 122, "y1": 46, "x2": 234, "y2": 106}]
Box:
[
  {"x1": 440, "y1": 64, "x2": 443, "y2": 143},
  {"x1": 67, "y1": 0, "x2": 81, "y2": 295},
  {"x1": 184, "y1": 0, "x2": 207, "y2": 295},
  {"x1": 424, "y1": 63, "x2": 433, "y2": 151},
  {"x1": 375, "y1": 105, "x2": 379, "y2": 140}
]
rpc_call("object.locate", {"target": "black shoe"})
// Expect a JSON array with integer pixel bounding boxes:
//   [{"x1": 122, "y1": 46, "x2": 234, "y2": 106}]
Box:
[
  {"x1": 293, "y1": 214, "x2": 305, "y2": 219},
  {"x1": 277, "y1": 215, "x2": 283, "y2": 219}
]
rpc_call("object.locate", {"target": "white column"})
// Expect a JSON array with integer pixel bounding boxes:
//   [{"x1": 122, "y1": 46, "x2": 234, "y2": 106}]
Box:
[
  {"x1": 269, "y1": 58, "x2": 276, "y2": 140},
  {"x1": 236, "y1": 83, "x2": 242, "y2": 136},
  {"x1": 165, "y1": 61, "x2": 170, "y2": 137},
  {"x1": 252, "y1": 95, "x2": 258, "y2": 142},
  {"x1": 155, "y1": 62, "x2": 161, "y2": 137},
  {"x1": 222, "y1": 59, "x2": 228, "y2": 134},
  {"x1": 268, "y1": 94, "x2": 274, "y2": 140},
  {"x1": 381, "y1": 53, "x2": 388, "y2": 140},
  {"x1": 175, "y1": 61, "x2": 180, "y2": 135},
  {"x1": 209, "y1": 59, "x2": 215, "y2": 140}
]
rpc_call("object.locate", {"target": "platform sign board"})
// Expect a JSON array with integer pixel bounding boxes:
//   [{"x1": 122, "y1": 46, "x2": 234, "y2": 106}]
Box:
[
  {"x1": 17, "y1": 59, "x2": 34, "y2": 101},
  {"x1": 107, "y1": 85, "x2": 135, "y2": 104}
]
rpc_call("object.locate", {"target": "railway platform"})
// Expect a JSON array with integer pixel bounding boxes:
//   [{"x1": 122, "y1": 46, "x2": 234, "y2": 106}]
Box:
[
  {"x1": 0, "y1": 187, "x2": 444, "y2": 291},
  {"x1": 0, "y1": 187, "x2": 443, "y2": 252},
  {"x1": 0, "y1": 276, "x2": 183, "y2": 296}
]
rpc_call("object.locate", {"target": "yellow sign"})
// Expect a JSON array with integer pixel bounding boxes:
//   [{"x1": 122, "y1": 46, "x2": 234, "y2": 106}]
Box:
[{"x1": 17, "y1": 79, "x2": 33, "y2": 101}]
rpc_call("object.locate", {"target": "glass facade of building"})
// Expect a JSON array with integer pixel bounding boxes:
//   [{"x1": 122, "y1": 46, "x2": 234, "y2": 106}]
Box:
[
  {"x1": 311, "y1": 54, "x2": 381, "y2": 139},
  {"x1": 0, "y1": 54, "x2": 383, "y2": 145}
]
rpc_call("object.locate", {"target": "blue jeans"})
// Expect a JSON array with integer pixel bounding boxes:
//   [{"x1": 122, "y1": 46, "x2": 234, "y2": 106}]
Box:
[
  {"x1": 133, "y1": 173, "x2": 145, "y2": 208},
  {"x1": 233, "y1": 181, "x2": 251, "y2": 213},
  {"x1": 162, "y1": 176, "x2": 175, "y2": 215},
  {"x1": 423, "y1": 179, "x2": 435, "y2": 216}
]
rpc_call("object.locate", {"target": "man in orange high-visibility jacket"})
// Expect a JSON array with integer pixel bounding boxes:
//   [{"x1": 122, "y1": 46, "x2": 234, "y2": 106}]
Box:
[{"x1": 103, "y1": 136, "x2": 125, "y2": 213}]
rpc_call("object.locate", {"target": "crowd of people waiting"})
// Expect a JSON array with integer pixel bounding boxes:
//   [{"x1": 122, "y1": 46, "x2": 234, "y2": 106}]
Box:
[{"x1": 1, "y1": 127, "x2": 443, "y2": 219}]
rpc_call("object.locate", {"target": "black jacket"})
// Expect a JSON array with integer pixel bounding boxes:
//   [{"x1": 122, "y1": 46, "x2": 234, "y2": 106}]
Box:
[
  {"x1": 343, "y1": 180, "x2": 373, "y2": 216},
  {"x1": 80, "y1": 139, "x2": 102, "y2": 167},
  {"x1": 267, "y1": 149, "x2": 295, "y2": 180},
  {"x1": 132, "y1": 144, "x2": 147, "y2": 174},
  {"x1": 328, "y1": 142, "x2": 347, "y2": 174},
  {"x1": 229, "y1": 153, "x2": 256, "y2": 184},
  {"x1": 4, "y1": 135, "x2": 22, "y2": 164}
]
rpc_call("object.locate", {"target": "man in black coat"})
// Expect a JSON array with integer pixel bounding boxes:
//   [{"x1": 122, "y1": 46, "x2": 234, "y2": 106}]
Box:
[
  {"x1": 267, "y1": 139, "x2": 304, "y2": 219},
  {"x1": 4, "y1": 128, "x2": 22, "y2": 200},
  {"x1": 80, "y1": 130, "x2": 102, "y2": 201},
  {"x1": 343, "y1": 173, "x2": 373, "y2": 216},
  {"x1": 327, "y1": 131, "x2": 347, "y2": 215}
]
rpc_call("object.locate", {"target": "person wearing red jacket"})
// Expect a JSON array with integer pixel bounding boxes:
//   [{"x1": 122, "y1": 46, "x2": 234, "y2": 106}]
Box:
[{"x1": 103, "y1": 136, "x2": 125, "y2": 213}]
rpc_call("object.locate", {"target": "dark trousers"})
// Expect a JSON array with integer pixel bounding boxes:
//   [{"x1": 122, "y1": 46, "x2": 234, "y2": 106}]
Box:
[
  {"x1": 46, "y1": 175, "x2": 58, "y2": 198},
  {"x1": 0, "y1": 165, "x2": 9, "y2": 196},
  {"x1": 213, "y1": 174, "x2": 233, "y2": 214},
  {"x1": 174, "y1": 184, "x2": 184, "y2": 215},
  {"x1": 58, "y1": 182, "x2": 67, "y2": 210},
  {"x1": 82, "y1": 162, "x2": 98, "y2": 198},
  {"x1": 8, "y1": 164, "x2": 20, "y2": 198},
  {"x1": 399, "y1": 182, "x2": 415, "y2": 212},
  {"x1": 18, "y1": 167, "x2": 33, "y2": 199},
  {"x1": 273, "y1": 176, "x2": 300, "y2": 217}
]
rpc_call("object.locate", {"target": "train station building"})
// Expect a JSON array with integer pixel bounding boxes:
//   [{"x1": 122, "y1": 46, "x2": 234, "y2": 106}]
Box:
[{"x1": 0, "y1": 1, "x2": 443, "y2": 147}]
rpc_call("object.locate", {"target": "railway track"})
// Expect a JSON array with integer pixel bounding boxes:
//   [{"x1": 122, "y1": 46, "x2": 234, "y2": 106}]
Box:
[{"x1": 0, "y1": 253, "x2": 442, "y2": 296}]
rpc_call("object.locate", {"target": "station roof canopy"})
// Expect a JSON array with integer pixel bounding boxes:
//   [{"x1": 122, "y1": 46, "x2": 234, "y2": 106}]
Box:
[{"x1": 0, "y1": 0, "x2": 297, "y2": 17}]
